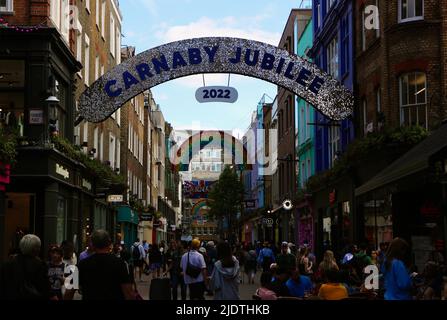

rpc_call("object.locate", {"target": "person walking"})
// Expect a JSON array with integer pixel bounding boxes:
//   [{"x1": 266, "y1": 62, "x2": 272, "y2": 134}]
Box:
[
  {"x1": 78, "y1": 230, "x2": 136, "y2": 300},
  {"x1": 298, "y1": 247, "x2": 313, "y2": 276},
  {"x1": 276, "y1": 242, "x2": 297, "y2": 275},
  {"x1": 0, "y1": 234, "x2": 51, "y2": 300},
  {"x1": 244, "y1": 249, "x2": 257, "y2": 285},
  {"x1": 181, "y1": 239, "x2": 208, "y2": 300},
  {"x1": 149, "y1": 243, "x2": 162, "y2": 279},
  {"x1": 257, "y1": 242, "x2": 275, "y2": 272},
  {"x1": 381, "y1": 237, "x2": 415, "y2": 300},
  {"x1": 166, "y1": 240, "x2": 187, "y2": 300},
  {"x1": 209, "y1": 242, "x2": 241, "y2": 300},
  {"x1": 132, "y1": 238, "x2": 146, "y2": 282},
  {"x1": 47, "y1": 245, "x2": 66, "y2": 300}
]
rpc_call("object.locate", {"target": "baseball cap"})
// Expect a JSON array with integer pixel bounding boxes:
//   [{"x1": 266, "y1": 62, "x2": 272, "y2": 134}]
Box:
[{"x1": 281, "y1": 241, "x2": 288, "y2": 247}]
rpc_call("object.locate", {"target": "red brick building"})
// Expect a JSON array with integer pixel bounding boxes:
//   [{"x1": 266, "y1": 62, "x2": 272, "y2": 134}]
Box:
[{"x1": 354, "y1": 0, "x2": 447, "y2": 261}]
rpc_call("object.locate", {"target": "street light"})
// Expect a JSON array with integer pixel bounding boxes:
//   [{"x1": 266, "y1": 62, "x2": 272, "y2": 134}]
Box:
[{"x1": 44, "y1": 95, "x2": 59, "y2": 145}]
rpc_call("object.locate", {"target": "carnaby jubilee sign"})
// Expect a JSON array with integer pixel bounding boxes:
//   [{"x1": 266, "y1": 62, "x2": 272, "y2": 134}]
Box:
[{"x1": 78, "y1": 37, "x2": 354, "y2": 123}]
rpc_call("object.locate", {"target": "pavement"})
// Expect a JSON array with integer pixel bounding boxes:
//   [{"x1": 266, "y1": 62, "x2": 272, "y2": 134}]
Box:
[{"x1": 136, "y1": 270, "x2": 260, "y2": 300}]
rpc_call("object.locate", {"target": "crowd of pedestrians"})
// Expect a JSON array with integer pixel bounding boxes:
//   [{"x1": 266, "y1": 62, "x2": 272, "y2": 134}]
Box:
[{"x1": 1, "y1": 231, "x2": 447, "y2": 301}]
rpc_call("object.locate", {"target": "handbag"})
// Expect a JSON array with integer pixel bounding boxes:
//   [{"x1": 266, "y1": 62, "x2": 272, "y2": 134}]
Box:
[{"x1": 185, "y1": 252, "x2": 202, "y2": 278}]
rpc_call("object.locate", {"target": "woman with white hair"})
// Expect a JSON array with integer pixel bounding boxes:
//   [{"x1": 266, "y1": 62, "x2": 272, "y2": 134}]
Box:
[{"x1": 0, "y1": 234, "x2": 52, "y2": 300}]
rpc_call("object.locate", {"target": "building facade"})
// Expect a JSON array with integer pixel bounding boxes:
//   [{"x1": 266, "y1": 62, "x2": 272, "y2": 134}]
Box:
[
  {"x1": 309, "y1": 0, "x2": 355, "y2": 257},
  {"x1": 295, "y1": 13, "x2": 315, "y2": 250},
  {"x1": 0, "y1": 0, "x2": 82, "y2": 258},
  {"x1": 354, "y1": 0, "x2": 447, "y2": 264}
]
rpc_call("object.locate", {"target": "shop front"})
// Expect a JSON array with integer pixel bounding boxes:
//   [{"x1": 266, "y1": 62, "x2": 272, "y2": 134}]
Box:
[
  {"x1": 356, "y1": 123, "x2": 447, "y2": 269},
  {"x1": 117, "y1": 206, "x2": 139, "y2": 250}
]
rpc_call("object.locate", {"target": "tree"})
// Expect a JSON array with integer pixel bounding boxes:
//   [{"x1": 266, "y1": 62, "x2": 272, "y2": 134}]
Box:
[{"x1": 207, "y1": 165, "x2": 245, "y2": 242}]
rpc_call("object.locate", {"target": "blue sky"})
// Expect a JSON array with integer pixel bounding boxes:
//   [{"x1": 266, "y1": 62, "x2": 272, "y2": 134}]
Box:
[{"x1": 120, "y1": 0, "x2": 306, "y2": 135}]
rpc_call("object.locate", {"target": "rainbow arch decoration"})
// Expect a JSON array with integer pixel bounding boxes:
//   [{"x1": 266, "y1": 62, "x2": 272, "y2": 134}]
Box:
[
  {"x1": 191, "y1": 199, "x2": 210, "y2": 225},
  {"x1": 172, "y1": 130, "x2": 252, "y2": 172}
]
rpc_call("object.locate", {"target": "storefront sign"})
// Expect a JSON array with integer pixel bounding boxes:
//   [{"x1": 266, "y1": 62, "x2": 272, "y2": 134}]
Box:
[
  {"x1": 420, "y1": 202, "x2": 441, "y2": 219},
  {"x1": 55, "y1": 164, "x2": 70, "y2": 179},
  {"x1": 107, "y1": 195, "x2": 123, "y2": 202},
  {"x1": 79, "y1": 38, "x2": 354, "y2": 123},
  {"x1": 29, "y1": 109, "x2": 44, "y2": 125},
  {"x1": 82, "y1": 178, "x2": 92, "y2": 191},
  {"x1": 140, "y1": 214, "x2": 153, "y2": 222}
]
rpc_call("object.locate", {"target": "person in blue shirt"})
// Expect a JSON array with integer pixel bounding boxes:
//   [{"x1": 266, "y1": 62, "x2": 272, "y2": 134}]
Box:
[
  {"x1": 285, "y1": 268, "x2": 313, "y2": 299},
  {"x1": 257, "y1": 242, "x2": 275, "y2": 272},
  {"x1": 381, "y1": 237, "x2": 415, "y2": 300}
]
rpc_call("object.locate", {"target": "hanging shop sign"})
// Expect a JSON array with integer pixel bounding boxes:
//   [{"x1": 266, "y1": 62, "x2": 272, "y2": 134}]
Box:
[
  {"x1": 107, "y1": 194, "x2": 123, "y2": 202},
  {"x1": 78, "y1": 37, "x2": 354, "y2": 123},
  {"x1": 195, "y1": 86, "x2": 238, "y2": 103}
]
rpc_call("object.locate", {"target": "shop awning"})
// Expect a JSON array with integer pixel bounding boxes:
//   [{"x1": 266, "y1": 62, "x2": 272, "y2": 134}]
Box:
[
  {"x1": 355, "y1": 123, "x2": 447, "y2": 196},
  {"x1": 117, "y1": 206, "x2": 140, "y2": 225}
]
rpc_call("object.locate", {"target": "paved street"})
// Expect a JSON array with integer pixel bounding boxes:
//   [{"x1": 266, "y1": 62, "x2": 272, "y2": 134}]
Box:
[{"x1": 136, "y1": 272, "x2": 260, "y2": 301}]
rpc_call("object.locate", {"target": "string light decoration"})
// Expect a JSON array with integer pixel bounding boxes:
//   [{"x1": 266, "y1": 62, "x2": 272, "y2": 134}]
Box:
[{"x1": 0, "y1": 16, "x2": 46, "y2": 33}]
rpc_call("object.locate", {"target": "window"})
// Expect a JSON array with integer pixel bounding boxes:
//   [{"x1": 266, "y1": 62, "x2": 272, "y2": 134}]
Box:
[
  {"x1": 128, "y1": 124, "x2": 132, "y2": 150},
  {"x1": 95, "y1": 0, "x2": 99, "y2": 27},
  {"x1": 84, "y1": 35, "x2": 90, "y2": 85},
  {"x1": 109, "y1": 133, "x2": 116, "y2": 169},
  {"x1": 116, "y1": 138, "x2": 121, "y2": 171},
  {"x1": 376, "y1": 87, "x2": 381, "y2": 113},
  {"x1": 399, "y1": 72, "x2": 427, "y2": 128},
  {"x1": 307, "y1": 159, "x2": 311, "y2": 181},
  {"x1": 95, "y1": 56, "x2": 99, "y2": 81},
  {"x1": 399, "y1": 0, "x2": 423, "y2": 22},
  {"x1": 362, "y1": 100, "x2": 368, "y2": 135},
  {"x1": 317, "y1": 3, "x2": 321, "y2": 28},
  {"x1": 326, "y1": 0, "x2": 336, "y2": 12},
  {"x1": 375, "y1": 0, "x2": 380, "y2": 38},
  {"x1": 116, "y1": 27, "x2": 121, "y2": 64},
  {"x1": 85, "y1": 0, "x2": 90, "y2": 13},
  {"x1": 0, "y1": 0, "x2": 13, "y2": 12},
  {"x1": 76, "y1": 27, "x2": 83, "y2": 64},
  {"x1": 50, "y1": 0, "x2": 69, "y2": 42},
  {"x1": 82, "y1": 122, "x2": 88, "y2": 145},
  {"x1": 327, "y1": 36, "x2": 339, "y2": 79},
  {"x1": 306, "y1": 103, "x2": 311, "y2": 139},
  {"x1": 93, "y1": 127, "x2": 99, "y2": 158},
  {"x1": 99, "y1": 131, "x2": 104, "y2": 161},
  {"x1": 361, "y1": 8, "x2": 366, "y2": 51},
  {"x1": 110, "y1": 16, "x2": 116, "y2": 57},
  {"x1": 101, "y1": 1, "x2": 106, "y2": 38},
  {"x1": 301, "y1": 162, "x2": 306, "y2": 187},
  {"x1": 116, "y1": 108, "x2": 121, "y2": 126},
  {"x1": 328, "y1": 125, "x2": 340, "y2": 167},
  {"x1": 341, "y1": 18, "x2": 350, "y2": 75}
]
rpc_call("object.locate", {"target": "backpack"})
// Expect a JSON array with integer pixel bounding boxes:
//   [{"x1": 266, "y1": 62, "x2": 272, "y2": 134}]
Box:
[{"x1": 132, "y1": 245, "x2": 141, "y2": 261}]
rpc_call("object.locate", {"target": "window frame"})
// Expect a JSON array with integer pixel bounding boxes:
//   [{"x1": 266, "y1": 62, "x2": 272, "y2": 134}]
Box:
[
  {"x1": 0, "y1": 0, "x2": 13, "y2": 12},
  {"x1": 399, "y1": 72, "x2": 428, "y2": 129},
  {"x1": 398, "y1": 0, "x2": 424, "y2": 23}
]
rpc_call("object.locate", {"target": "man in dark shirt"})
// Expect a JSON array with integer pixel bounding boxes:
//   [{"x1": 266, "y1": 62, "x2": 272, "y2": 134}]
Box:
[
  {"x1": 276, "y1": 242, "x2": 296, "y2": 274},
  {"x1": 78, "y1": 230, "x2": 135, "y2": 300}
]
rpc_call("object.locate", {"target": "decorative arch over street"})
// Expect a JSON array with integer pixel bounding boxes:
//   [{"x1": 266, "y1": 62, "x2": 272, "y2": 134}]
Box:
[{"x1": 78, "y1": 37, "x2": 354, "y2": 123}]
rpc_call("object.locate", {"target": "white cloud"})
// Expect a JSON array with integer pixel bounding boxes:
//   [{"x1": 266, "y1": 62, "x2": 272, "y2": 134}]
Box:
[
  {"x1": 153, "y1": 16, "x2": 280, "y2": 89},
  {"x1": 156, "y1": 16, "x2": 281, "y2": 46}
]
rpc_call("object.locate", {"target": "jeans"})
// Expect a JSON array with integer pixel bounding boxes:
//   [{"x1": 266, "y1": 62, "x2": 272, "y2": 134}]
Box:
[{"x1": 170, "y1": 272, "x2": 187, "y2": 300}]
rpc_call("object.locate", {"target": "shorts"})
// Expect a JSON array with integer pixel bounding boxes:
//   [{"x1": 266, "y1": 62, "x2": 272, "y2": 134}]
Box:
[{"x1": 150, "y1": 263, "x2": 161, "y2": 270}]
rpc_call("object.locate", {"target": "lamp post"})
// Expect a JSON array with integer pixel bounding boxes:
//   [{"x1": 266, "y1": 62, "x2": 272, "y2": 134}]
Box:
[{"x1": 45, "y1": 95, "x2": 59, "y2": 146}]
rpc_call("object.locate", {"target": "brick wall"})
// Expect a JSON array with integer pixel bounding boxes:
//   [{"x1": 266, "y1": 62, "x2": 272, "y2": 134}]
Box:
[{"x1": 355, "y1": 0, "x2": 446, "y2": 134}]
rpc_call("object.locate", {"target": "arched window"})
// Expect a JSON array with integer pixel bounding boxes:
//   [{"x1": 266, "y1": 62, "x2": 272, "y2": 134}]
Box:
[{"x1": 399, "y1": 72, "x2": 427, "y2": 128}]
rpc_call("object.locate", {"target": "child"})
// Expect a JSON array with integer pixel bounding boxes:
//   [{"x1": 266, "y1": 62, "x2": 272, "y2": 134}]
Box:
[{"x1": 47, "y1": 245, "x2": 66, "y2": 300}]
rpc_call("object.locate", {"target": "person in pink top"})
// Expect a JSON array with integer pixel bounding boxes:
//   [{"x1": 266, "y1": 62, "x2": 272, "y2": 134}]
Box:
[{"x1": 255, "y1": 272, "x2": 278, "y2": 300}]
